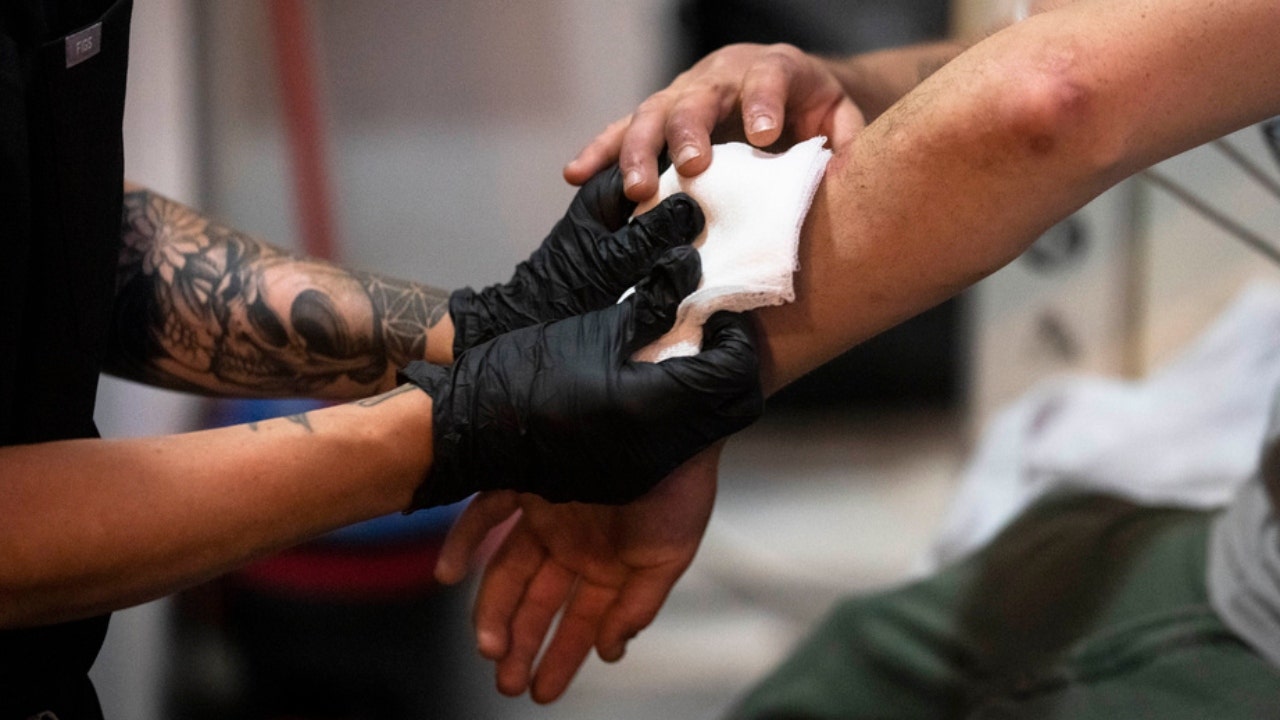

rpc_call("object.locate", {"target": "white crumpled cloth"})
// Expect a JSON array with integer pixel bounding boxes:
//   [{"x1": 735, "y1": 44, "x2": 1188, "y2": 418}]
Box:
[
  {"x1": 919, "y1": 281, "x2": 1280, "y2": 573},
  {"x1": 629, "y1": 137, "x2": 832, "y2": 362}
]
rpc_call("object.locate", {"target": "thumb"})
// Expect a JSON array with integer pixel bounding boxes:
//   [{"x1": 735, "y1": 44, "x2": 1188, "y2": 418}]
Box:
[
  {"x1": 691, "y1": 311, "x2": 762, "y2": 390},
  {"x1": 433, "y1": 491, "x2": 520, "y2": 585},
  {"x1": 659, "y1": 310, "x2": 763, "y2": 431},
  {"x1": 618, "y1": 245, "x2": 701, "y2": 354}
]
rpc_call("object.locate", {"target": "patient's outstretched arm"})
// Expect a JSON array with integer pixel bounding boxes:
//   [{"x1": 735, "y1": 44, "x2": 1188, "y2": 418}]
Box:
[{"x1": 440, "y1": 0, "x2": 1280, "y2": 703}]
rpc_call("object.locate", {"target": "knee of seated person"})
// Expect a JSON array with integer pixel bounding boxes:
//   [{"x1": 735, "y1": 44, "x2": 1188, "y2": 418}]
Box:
[{"x1": 822, "y1": 590, "x2": 934, "y2": 654}]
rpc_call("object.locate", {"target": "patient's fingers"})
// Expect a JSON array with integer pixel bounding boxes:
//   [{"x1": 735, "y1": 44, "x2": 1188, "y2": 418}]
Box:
[
  {"x1": 740, "y1": 50, "x2": 797, "y2": 147},
  {"x1": 565, "y1": 114, "x2": 632, "y2": 186},
  {"x1": 788, "y1": 91, "x2": 863, "y2": 151},
  {"x1": 435, "y1": 491, "x2": 520, "y2": 585},
  {"x1": 531, "y1": 580, "x2": 618, "y2": 703},
  {"x1": 665, "y1": 88, "x2": 725, "y2": 178},
  {"x1": 826, "y1": 95, "x2": 865, "y2": 147},
  {"x1": 495, "y1": 560, "x2": 576, "y2": 696},
  {"x1": 617, "y1": 93, "x2": 673, "y2": 201},
  {"x1": 597, "y1": 565, "x2": 684, "y2": 662},
  {"x1": 473, "y1": 522, "x2": 544, "y2": 660}
]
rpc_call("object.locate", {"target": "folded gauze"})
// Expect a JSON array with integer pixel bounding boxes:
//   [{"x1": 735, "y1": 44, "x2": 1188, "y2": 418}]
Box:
[{"x1": 628, "y1": 136, "x2": 832, "y2": 362}]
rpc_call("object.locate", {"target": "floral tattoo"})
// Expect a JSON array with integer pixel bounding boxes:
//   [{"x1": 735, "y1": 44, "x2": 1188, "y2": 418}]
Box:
[{"x1": 107, "y1": 189, "x2": 449, "y2": 397}]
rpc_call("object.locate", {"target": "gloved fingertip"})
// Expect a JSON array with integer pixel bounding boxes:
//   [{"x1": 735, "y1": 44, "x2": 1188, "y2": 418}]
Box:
[
  {"x1": 630, "y1": 192, "x2": 704, "y2": 251},
  {"x1": 646, "y1": 245, "x2": 701, "y2": 301},
  {"x1": 581, "y1": 162, "x2": 622, "y2": 194},
  {"x1": 580, "y1": 163, "x2": 635, "y2": 229},
  {"x1": 622, "y1": 247, "x2": 701, "y2": 350},
  {"x1": 702, "y1": 310, "x2": 755, "y2": 347},
  {"x1": 663, "y1": 192, "x2": 705, "y2": 240},
  {"x1": 704, "y1": 313, "x2": 762, "y2": 384},
  {"x1": 599, "y1": 164, "x2": 629, "y2": 204}
]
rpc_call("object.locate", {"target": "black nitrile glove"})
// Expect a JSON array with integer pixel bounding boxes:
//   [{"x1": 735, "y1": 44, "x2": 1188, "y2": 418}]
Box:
[
  {"x1": 400, "y1": 246, "x2": 763, "y2": 509},
  {"x1": 448, "y1": 165, "x2": 704, "y2": 358}
]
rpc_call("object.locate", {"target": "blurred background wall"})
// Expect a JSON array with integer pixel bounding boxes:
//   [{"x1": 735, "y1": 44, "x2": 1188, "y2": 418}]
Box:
[{"x1": 91, "y1": 0, "x2": 1280, "y2": 718}]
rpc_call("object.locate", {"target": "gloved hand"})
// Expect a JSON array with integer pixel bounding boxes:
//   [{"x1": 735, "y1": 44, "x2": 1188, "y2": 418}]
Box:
[
  {"x1": 448, "y1": 165, "x2": 703, "y2": 358},
  {"x1": 400, "y1": 246, "x2": 763, "y2": 508}
]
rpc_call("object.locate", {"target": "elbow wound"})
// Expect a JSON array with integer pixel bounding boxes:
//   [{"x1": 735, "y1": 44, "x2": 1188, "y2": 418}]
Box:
[{"x1": 999, "y1": 65, "x2": 1119, "y2": 172}]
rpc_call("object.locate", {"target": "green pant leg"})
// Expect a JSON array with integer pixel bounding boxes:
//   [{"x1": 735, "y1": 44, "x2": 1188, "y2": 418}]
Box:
[
  {"x1": 727, "y1": 494, "x2": 1280, "y2": 720},
  {"x1": 725, "y1": 549, "x2": 989, "y2": 720},
  {"x1": 971, "y1": 622, "x2": 1280, "y2": 719},
  {"x1": 726, "y1": 495, "x2": 1180, "y2": 720},
  {"x1": 969, "y1": 502, "x2": 1280, "y2": 719}
]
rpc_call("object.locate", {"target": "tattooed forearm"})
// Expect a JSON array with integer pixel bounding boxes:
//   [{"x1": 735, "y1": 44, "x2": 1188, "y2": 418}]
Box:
[
  {"x1": 107, "y1": 187, "x2": 451, "y2": 399},
  {"x1": 353, "y1": 272, "x2": 449, "y2": 368}
]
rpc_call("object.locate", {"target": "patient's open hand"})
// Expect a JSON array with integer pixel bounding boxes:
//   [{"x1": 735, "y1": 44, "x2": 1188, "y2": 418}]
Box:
[{"x1": 434, "y1": 446, "x2": 721, "y2": 703}]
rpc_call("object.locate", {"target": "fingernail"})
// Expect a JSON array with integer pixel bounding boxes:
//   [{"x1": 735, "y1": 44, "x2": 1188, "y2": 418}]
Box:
[
  {"x1": 674, "y1": 145, "x2": 701, "y2": 167},
  {"x1": 477, "y1": 629, "x2": 502, "y2": 657},
  {"x1": 433, "y1": 563, "x2": 454, "y2": 584},
  {"x1": 624, "y1": 169, "x2": 643, "y2": 190},
  {"x1": 749, "y1": 115, "x2": 776, "y2": 136}
]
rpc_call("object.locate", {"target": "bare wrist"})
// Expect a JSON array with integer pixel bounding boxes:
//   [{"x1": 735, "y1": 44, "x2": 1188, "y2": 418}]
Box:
[{"x1": 424, "y1": 312, "x2": 456, "y2": 365}]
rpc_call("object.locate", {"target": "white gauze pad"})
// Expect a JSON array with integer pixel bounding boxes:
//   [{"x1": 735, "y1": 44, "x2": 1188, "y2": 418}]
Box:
[{"x1": 629, "y1": 136, "x2": 832, "y2": 362}]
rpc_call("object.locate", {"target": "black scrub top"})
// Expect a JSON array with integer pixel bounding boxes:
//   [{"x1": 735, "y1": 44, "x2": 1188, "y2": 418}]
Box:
[{"x1": 0, "y1": 0, "x2": 131, "y2": 715}]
